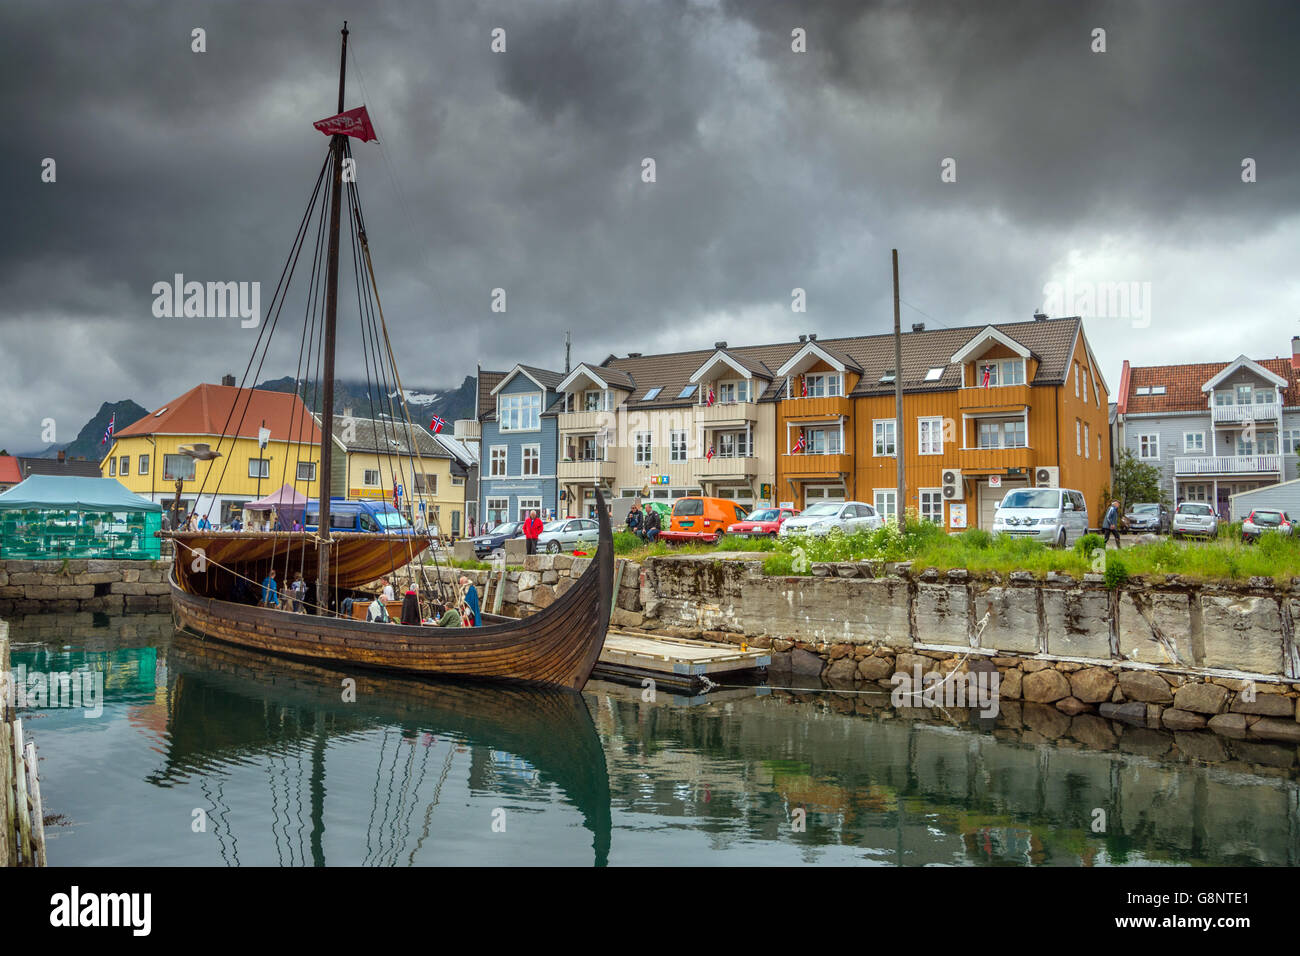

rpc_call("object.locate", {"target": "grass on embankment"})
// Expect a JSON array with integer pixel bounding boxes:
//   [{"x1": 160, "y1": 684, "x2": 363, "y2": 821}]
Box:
[{"x1": 614, "y1": 521, "x2": 1300, "y2": 586}]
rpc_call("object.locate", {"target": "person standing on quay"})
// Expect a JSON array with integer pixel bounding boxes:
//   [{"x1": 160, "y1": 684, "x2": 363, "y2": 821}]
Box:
[
  {"x1": 1101, "y1": 499, "x2": 1122, "y2": 549},
  {"x1": 523, "y1": 509, "x2": 544, "y2": 555}
]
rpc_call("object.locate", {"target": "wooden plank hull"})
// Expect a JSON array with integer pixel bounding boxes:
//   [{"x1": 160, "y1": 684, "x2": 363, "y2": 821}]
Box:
[{"x1": 169, "y1": 487, "x2": 615, "y2": 691}]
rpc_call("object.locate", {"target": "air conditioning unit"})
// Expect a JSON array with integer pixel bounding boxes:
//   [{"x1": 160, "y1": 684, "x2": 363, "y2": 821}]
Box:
[
  {"x1": 941, "y1": 468, "x2": 963, "y2": 500},
  {"x1": 1035, "y1": 465, "x2": 1059, "y2": 488}
]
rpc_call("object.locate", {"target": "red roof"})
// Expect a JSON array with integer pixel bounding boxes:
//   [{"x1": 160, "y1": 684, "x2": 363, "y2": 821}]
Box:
[
  {"x1": 0, "y1": 455, "x2": 21, "y2": 485},
  {"x1": 1123, "y1": 357, "x2": 1300, "y2": 415},
  {"x1": 116, "y1": 384, "x2": 322, "y2": 444}
]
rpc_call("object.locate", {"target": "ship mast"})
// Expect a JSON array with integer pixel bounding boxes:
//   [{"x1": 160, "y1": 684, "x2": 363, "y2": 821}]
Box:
[{"x1": 316, "y1": 21, "x2": 348, "y2": 611}]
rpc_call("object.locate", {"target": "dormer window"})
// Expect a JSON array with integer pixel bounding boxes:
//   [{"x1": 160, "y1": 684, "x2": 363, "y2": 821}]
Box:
[
  {"x1": 976, "y1": 358, "x2": 1025, "y2": 387},
  {"x1": 715, "y1": 380, "x2": 752, "y2": 404},
  {"x1": 805, "y1": 372, "x2": 842, "y2": 397},
  {"x1": 583, "y1": 389, "x2": 613, "y2": 412}
]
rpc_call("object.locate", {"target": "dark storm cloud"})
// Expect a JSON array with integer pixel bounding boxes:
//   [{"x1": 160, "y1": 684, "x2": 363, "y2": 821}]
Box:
[{"x1": 0, "y1": 0, "x2": 1297, "y2": 451}]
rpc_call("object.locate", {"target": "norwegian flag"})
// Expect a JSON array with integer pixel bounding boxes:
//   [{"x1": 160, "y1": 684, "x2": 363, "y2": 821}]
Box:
[
  {"x1": 707, "y1": 386, "x2": 716, "y2": 407},
  {"x1": 101, "y1": 413, "x2": 115, "y2": 445},
  {"x1": 706, "y1": 444, "x2": 715, "y2": 461},
  {"x1": 392, "y1": 481, "x2": 402, "y2": 509},
  {"x1": 794, "y1": 431, "x2": 807, "y2": 453},
  {"x1": 429, "y1": 415, "x2": 446, "y2": 434},
  {"x1": 800, "y1": 375, "x2": 808, "y2": 398},
  {"x1": 981, "y1": 365, "x2": 992, "y2": 389}
]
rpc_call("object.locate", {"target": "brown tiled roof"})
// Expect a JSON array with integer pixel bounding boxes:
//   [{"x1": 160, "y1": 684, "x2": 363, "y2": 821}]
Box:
[
  {"x1": 115, "y1": 384, "x2": 321, "y2": 443},
  {"x1": 477, "y1": 370, "x2": 506, "y2": 420},
  {"x1": 1124, "y1": 357, "x2": 1300, "y2": 414},
  {"x1": 17, "y1": 456, "x2": 104, "y2": 478},
  {"x1": 589, "y1": 317, "x2": 1086, "y2": 408},
  {"x1": 332, "y1": 416, "x2": 450, "y2": 459},
  {"x1": 584, "y1": 364, "x2": 636, "y2": 389}
]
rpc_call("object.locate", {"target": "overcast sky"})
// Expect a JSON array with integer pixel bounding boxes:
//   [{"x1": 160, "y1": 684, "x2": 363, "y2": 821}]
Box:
[{"x1": 2, "y1": 0, "x2": 1297, "y2": 453}]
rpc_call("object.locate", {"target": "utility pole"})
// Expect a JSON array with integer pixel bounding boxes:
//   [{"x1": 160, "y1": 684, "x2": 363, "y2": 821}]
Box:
[
  {"x1": 564, "y1": 329, "x2": 571, "y2": 375},
  {"x1": 893, "y1": 249, "x2": 905, "y2": 531}
]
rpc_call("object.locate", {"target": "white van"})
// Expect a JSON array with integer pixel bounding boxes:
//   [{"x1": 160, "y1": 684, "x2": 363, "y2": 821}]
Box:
[{"x1": 991, "y1": 488, "x2": 1089, "y2": 547}]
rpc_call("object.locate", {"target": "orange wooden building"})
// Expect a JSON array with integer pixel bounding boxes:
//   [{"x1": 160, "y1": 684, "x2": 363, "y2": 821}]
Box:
[{"x1": 773, "y1": 316, "x2": 1111, "y2": 528}]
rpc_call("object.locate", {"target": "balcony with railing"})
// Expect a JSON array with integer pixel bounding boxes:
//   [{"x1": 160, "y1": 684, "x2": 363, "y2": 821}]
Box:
[
  {"x1": 558, "y1": 410, "x2": 617, "y2": 433},
  {"x1": 557, "y1": 456, "x2": 618, "y2": 482},
  {"x1": 696, "y1": 401, "x2": 759, "y2": 427},
  {"x1": 781, "y1": 395, "x2": 852, "y2": 421},
  {"x1": 692, "y1": 455, "x2": 758, "y2": 479},
  {"x1": 1212, "y1": 402, "x2": 1281, "y2": 425},
  {"x1": 1174, "y1": 455, "x2": 1280, "y2": 476},
  {"x1": 781, "y1": 452, "x2": 854, "y2": 477},
  {"x1": 958, "y1": 445, "x2": 1035, "y2": 472},
  {"x1": 957, "y1": 383, "x2": 1033, "y2": 411}
]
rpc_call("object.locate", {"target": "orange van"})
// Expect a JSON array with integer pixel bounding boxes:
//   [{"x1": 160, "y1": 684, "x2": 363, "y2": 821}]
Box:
[{"x1": 659, "y1": 496, "x2": 750, "y2": 544}]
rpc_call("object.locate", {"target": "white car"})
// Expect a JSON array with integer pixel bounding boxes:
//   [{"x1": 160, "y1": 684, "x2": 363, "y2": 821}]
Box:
[
  {"x1": 778, "y1": 501, "x2": 883, "y2": 537},
  {"x1": 992, "y1": 488, "x2": 1089, "y2": 547}
]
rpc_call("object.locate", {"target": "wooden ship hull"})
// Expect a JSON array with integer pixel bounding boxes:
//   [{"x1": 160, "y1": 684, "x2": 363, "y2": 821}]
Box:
[{"x1": 169, "y1": 486, "x2": 615, "y2": 691}]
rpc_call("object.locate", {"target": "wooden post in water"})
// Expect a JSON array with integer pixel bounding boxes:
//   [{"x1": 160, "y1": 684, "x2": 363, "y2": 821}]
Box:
[
  {"x1": 11, "y1": 720, "x2": 31, "y2": 864},
  {"x1": 0, "y1": 719, "x2": 11, "y2": 868},
  {"x1": 316, "y1": 21, "x2": 350, "y2": 612}
]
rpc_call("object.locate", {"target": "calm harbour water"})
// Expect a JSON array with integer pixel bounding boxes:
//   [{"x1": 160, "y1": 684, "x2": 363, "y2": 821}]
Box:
[{"x1": 9, "y1": 611, "x2": 1300, "y2": 866}]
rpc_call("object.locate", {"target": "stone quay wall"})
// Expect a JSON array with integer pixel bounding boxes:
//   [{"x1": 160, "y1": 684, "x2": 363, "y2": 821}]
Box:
[
  {"x1": 438, "y1": 552, "x2": 1300, "y2": 744},
  {"x1": 0, "y1": 558, "x2": 173, "y2": 615}
]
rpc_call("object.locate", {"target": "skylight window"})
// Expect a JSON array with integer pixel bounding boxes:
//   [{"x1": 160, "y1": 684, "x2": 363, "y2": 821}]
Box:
[
  {"x1": 642, "y1": 387, "x2": 663, "y2": 401},
  {"x1": 676, "y1": 385, "x2": 697, "y2": 399},
  {"x1": 1136, "y1": 387, "x2": 1151, "y2": 395},
  {"x1": 154, "y1": 408, "x2": 168, "y2": 417},
  {"x1": 925, "y1": 367, "x2": 944, "y2": 381},
  {"x1": 879, "y1": 369, "x2": 896, "y2": 384},
  {"x1": 1150, "y1": 385, "x2": 1166, "y2": 395}
]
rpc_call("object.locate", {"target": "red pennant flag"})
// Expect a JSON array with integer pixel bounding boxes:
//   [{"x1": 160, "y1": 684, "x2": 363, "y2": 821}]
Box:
[{"x1": 314, "y1": 105, "x2": 378, "y2": 142}]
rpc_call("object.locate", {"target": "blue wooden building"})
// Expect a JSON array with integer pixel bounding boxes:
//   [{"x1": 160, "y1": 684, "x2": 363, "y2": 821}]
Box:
[{"x1": 477, "y1": 364, "x2": 564, "y2": 526}]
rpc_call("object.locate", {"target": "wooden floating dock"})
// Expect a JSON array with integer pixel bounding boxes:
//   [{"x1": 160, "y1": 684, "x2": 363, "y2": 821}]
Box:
[
  {"x1": 1, "y1": 620, "x2": 47, "y2": 867},
  {"x1": 595, "y1": 630, "x2": 770, "y2": 690}
]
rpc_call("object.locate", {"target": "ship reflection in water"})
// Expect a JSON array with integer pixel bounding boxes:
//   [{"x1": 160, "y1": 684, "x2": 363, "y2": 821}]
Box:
[{"x1": 10, "y1": 612, "x2": 1300, "y2": 866}]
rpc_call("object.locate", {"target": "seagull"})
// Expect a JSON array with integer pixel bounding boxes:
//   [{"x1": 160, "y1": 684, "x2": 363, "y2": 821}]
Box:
[{"x1": 179, "y1": 443, "x2": 222, "y2": 461}]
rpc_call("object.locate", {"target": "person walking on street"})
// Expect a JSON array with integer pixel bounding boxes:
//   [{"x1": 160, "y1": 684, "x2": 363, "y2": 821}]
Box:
[
  {"x1": 523, "y1": 509, "x2": 544, "y2": 555},
  {"x1": 1101, "y1": 499, "x2": 1122, "y2": 549}
]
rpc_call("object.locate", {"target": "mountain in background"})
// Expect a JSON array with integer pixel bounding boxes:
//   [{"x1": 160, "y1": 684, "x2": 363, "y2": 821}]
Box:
[
  {"x1": 252, "y1": 374, "x2": 477, "y2": 429},
  {"x1": 23, "y1": 400, "x2": 150, "y2": 462},
  {"x1": 19, "y1": 376, "x2": 476, "y2": 460}
]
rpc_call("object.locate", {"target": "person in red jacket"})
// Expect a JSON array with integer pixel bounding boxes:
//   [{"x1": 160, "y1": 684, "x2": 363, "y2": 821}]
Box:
[{"x1": 522, "y1": 509, "x2": 544, "y2": 555}]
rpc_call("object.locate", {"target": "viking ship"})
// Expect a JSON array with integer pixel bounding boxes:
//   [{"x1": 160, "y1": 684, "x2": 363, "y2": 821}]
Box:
[{"x1": 166, "y1": 23, "x2": 613, "y2": 691}]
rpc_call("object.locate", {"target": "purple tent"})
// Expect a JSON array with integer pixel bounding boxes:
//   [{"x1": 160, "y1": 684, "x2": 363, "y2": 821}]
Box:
[{"x1": 244, "y1": 484, "x2": 307, "y2": 530}]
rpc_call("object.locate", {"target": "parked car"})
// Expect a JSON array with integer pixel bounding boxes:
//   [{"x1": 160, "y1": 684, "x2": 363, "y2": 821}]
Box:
[
  {"x1": 991, "y1": 488, "x2": 1089, "y2": 547},
  {"x1": 1124, "y1": 502, "x2": 1170, "y2": 534},
  {"x1": 659, "y1": 496, "x2": 750, "y2": 544},
  {"x1": 305, "y1": 499, "x2": 413, "y2": 535},
  {"x1": 468, "y1": 519, "x2": 524, "y2": 558},
  {"x1": 778, "y1": 501, "x2": 883, "y2": 538},
  {"x1": 1171, "y1": 502, "x2": 1218, "y2": 539},
  {"x1": 537, "y1": 517, "x2": 600, "y2": 553},
  {"x1": 1241, "y1": 509, "x2": 1294, "y2": 543},
  {"x1": 727, "y1": 507, "x2": 799, "y2": 538}
]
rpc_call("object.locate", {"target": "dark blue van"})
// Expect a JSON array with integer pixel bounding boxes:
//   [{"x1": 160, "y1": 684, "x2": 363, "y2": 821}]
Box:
[{"x1": 304, "y1": 499, "x2": 414, "y2": 534}]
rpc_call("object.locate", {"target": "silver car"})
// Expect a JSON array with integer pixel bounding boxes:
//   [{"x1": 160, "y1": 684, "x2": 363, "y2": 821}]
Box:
[
  {"x1": 992, "y1": 488, "x2": 1089, "y2": 547},
  {"x1": 1172, "y1": 502, "x2": 1218, "y2": 539},
  {"x1": 778, "y1": 501, "x2": 883, "y2": 538},
  {"x1": 537, "y1": 517, "x2": 600, "y2": 553}
]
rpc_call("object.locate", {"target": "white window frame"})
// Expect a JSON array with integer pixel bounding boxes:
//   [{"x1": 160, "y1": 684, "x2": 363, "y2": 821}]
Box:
[
  {"x1": 670, "y1": 430, "x2": 687, "y2": 463},
  {"x1": 873, "y1": 489, "x2": 897, "y2": 522},
  {"x1": 1084, "y1": 423, "x2": 1090, "y2": 459},
  {"x1": 634, "y1": 431, "x2": 653, "y2": 465},
  {"x1": 1183, "y1": 431, "x2": 1205, "y2": 453},
  {"x1": 801, "y1": 425, "x2": 842, "y2": 455},
  {"x1": 521, "y1": 444, "x2": 540, "y2": 477},
  {"x1": 249, "y1": 458, "x2": 270, "y2": 479},
  {"x1": 873, "y1": 418, "x2": 896, "y2": 457},
  {"x1": 108, "y1": 457, "x2": 116, "y2": 476},
  {"x1": 297, "y1": 461, "x2": 317, "y2": 481},
  {"x1": 490, "y1": 445, "x2": 508, "y2": 478},
  {"x1": 1075, "y1": 364, "x2": 1080, "y2": 397},
  {"x1": 1075, "y1": 420, "x2": 1081, "y2": 456},
  {"x1": 517, "y1": 497, "x2": 542, "y2": 521},
  {"x1": 138, "y1": 454, "x2": 149, "y2": 476},
  {"x1": 1138, "y1": 434, "x2": 1160, "y2": 460},
  {"x1": 363, "y1": 468, "x2": 380, "y2": 486},
  {"x1": 486, "y1": 497, "x2": 509, "y2": 524},
  {"x1": 1284, "y1": 429, "x2": 1300, "y2": 454},
  {"x1": 975, "y1": 358, "x2": 1026, "y2": 388},
  {"x1": 917, "y1": 416, "x2": 943, "y2": 456},
  {"x1": 918, "y1": 488, "x2": 944, "y2": 524},
  {"x1": 498, "y1": 392, "x2": 542, "y2": 432},
  {"x1": 805, "y1": 372, "x2": 842, "y2": 398},
  {"x1": 119, "y1": 456, "x2": 129, "y2": 476}
]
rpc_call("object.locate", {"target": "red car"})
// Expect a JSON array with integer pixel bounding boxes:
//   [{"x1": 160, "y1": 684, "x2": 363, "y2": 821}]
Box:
[{"x1": 726, "y1": 507, "x2": 799, "y2": 538}]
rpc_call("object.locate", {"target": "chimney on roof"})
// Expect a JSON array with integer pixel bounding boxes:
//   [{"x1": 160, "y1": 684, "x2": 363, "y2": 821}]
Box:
[
  {"x1": 343, "y1": 406, "x2": 353, "y2": 419},
  {"x1": 221, "y1": 374, "x2": 236, "y2": 387},
  {"x1": 798, "y1": 334, "x2": 807, "y2": 344},
  {"x1": 808, "y1": 333, "x2": 818, "y2": 341},
  {"x1": 1292, "y1": 336, "x2": 1300, "y2": 370},
  {"x1": 714, "y1": 341, "x2": 727, "y2": 350},
  {"x1": 1033, "y1": 311, "x2": 1048, "y2": 321},
  {"x1": 627, "y1": 352, "x2": 642, "y2": 358},
  {"x1": 911, "y1": 322, "x2": 925, "y2": 333},
  {"x1": 57, "y1": 450, "x2": 65, "y2": 461}
]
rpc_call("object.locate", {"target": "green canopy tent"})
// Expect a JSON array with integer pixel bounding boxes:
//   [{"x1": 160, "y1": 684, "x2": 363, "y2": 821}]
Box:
[{"x1": 0, "y1": 475, "x2": 162, "y2": 559}]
